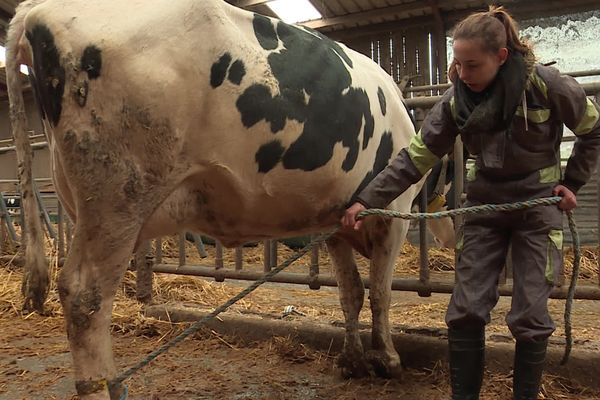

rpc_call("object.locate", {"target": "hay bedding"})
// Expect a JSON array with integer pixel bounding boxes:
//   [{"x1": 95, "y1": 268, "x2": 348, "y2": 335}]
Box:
[{"x1": 1, "y1": 235, "x2": 600, "y2": 398}]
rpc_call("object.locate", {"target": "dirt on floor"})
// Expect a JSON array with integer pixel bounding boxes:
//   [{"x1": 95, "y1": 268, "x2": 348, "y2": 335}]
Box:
[{"x1": 1, "y1": 236, "x2": 599, "y2": 399}]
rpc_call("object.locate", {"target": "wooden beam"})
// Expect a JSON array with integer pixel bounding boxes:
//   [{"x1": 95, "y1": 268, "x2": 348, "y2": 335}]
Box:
[
  {"x1": 303, "y1": 2, "x2": 434, "y2": 30},
  {"x1": 324, "y1": 16, "x2": 436, "y2": 42},
  {"x1": 443, "y1": 0, "x2": 600, "y2": 26}
]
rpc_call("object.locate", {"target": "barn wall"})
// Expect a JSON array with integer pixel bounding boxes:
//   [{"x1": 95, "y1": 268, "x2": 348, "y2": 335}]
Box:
[
  {"x1": 0, "y1": 92, "x2": 44, "y2": 141},
  {"x1": 0, "y1": 92, "x2": 49, "y2": 193},
  {"x1": 341, "y1": 24, "x2": 446, "y2": 89}
]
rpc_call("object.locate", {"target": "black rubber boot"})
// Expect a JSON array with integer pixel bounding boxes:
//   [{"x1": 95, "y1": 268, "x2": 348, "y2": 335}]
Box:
[
  {"x1": 513, "y1": 339, "x2": 548, "y2": 400},
  {"x1": 448, "y1": 327, "x2": 485, "y2": 400}
]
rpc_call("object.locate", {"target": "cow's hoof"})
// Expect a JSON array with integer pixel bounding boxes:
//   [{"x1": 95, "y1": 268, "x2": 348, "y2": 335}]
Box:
[
  {"x1": 336, "y1": 352, "x2": 373, "y2": 379},
  {"x1": 365, "y1": 350, "x2": 402, "y2": 379}
]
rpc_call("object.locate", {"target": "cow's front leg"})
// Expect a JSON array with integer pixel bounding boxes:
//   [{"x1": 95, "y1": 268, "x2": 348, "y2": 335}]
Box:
[
  {"x1": 326, "y1": 235, "x2": 372, "y2": 378},
  {"x1": 366, "y1": 217, "x2": 406, "y2": 378},
  {"x1": 58, "y1": 221, "x2": 139, "y2": 400}
]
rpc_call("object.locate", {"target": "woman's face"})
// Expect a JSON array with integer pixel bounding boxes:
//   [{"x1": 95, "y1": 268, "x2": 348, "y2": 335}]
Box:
[{"x1": 452, "y1": 39, "x2": 508, "y2": 92}]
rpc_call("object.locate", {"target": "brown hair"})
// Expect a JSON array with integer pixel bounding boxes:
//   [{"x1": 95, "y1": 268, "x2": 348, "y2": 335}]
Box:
[{"x1": 447, "y1": 6, "x2": 532, "y2": 81}]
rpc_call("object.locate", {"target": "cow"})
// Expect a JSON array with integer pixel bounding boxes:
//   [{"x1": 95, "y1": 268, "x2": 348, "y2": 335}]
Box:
[{"x1": 6, "y1": 1, "x2": 448, "y2": 398}]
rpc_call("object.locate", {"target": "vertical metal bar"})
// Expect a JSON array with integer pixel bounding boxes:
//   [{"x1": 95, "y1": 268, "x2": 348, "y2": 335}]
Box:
[
  {"x1": 263, "y1": 240, "x2": 271, "y2": 272},
  {"x1": 33, "y1": 182, "x2": 56, "y2": 240},
  {"x1": 65, "y1": 215, "x2": 72, "y2": 254},
  {"x1": 57, "y1": 201, "x2": 65, "y2": 259},
  {"x1": 190, "y1": 232, "x2": 208, "y2": 258},
  {"x1": 0, "y1": 193, "x2": 18, "y2": 243},
  {"x1": 270, "y1": 240, "x2": 278, "y2": 268},
  {"x1": 453, "y1": 137, "x2": 465, "y2": 278},
  {"x1": 597, "y1": 163, "x2": 600, "y2": 287},
  {"x1": 215, "y1": 240, "x2": 224, "y2": 270},
  {"x1": 309, "y1": 237, "x2": 320, "y2": 290},
  {"x1": 19, "y1": 185, "x2": 26, "y2": 240},
  {"x1": 596, "y1": 92, "x2": 600, "y2": 287},
  {"x1": 134, "y1": 241, "x2": 153, "y2": 304},
  {"x1": 418, "y1": 183, "x2": 430, "y2": 297},
  {"x1": 235, "y1": 247, "x2": 243, "y2": 271},
  {"x1": 155, "y1": 238, "x2": 163, "y2": 265},
  {"x1": 178, "y1": 232, "x2": 186, "y2": 267},
  {"x1": 0, "y1": 213, "x2": 5, "y2": 254}
]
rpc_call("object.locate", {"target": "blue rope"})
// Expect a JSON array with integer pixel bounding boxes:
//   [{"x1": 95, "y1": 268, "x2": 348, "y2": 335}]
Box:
[{"x1": 111, "y1": 195, "x2": 579, "y2": 390}]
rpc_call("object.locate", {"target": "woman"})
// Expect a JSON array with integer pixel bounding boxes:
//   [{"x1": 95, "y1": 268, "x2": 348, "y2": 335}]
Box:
[{"x1": 342, "y1": 6, "x2": 600, "y2": 400}]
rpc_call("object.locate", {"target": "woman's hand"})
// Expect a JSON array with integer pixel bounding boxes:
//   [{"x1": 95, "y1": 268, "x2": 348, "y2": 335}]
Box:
[
  {"x1": 341, "y1": 202, "x2": 367, "y2": 231},
  {"x1": 553, "y1": 185, "x2": 577, "y2": 211}
]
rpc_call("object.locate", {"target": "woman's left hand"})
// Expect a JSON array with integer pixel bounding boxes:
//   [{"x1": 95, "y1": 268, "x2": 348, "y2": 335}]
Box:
[{"x1": 552, "y1": 185, "x2": 577, "y2": 211}]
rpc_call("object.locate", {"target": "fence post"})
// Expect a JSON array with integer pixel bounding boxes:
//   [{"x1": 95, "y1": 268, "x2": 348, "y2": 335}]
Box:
[
  {"x1": 418, "y1": 183, "x2": 431, "y2": 297},
  {"x1": 309, "y1": 237, "x2": 320, "y2": 290},
  {"x1": 178, "y1": 232, "x2": 186, "y2": 267},
  {"x1": 263, "y1": 240, "x2": 271, "y2": 272},
  {"x1": 134, "y1": 241, "x2": 153, "y2": 304},
  {"x1": 235, "y1": 247, "x2": 243, "y2": 271},
  {"x1": 57, "y1": 202, "x2": 65, "y2": 260}
]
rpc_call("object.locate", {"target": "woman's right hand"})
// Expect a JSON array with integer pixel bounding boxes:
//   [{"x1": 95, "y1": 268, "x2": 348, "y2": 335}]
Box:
[{"x1": 341, "y1": 202, "x2": 367, "y2": 231}]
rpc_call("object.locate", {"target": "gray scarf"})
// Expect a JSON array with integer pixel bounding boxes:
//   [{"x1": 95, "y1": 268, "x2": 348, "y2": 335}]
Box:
[{"x1": 454, "y1": 50, "x2": 528, "y2": 168}]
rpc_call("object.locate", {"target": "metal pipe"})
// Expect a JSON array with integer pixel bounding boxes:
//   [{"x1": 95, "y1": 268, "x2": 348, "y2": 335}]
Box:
[
  {"x1": 178, "y1": 232, "x2": 186, "y2": 267},
  {"x1": 418, "y1": 183, "x2": 430, "y2": 297},
  {"x1": 0, "y1": 141, "x2": 48, "y2": 155},
  {"x1": 0, "y1": 178, "x2": 52, "y2": 184},
  {"x1": 58, "y1": 202, "x2": 65, "y2": 259},
  {"x1": 153, "y1": 264, "x2": 600, "y2": 300},
  {"x1": 215, "y1": 241, "x2": 224, "y2": 270},
  {"x1": 596, "y1": 91, "x2": 600, "y2": 288},
  {"x1": 235, "y1": 247, "x2": 243, "y2": 271},
  {"x1": 403, "y1": 70, "x2": 600, "y2": 93},
  {"x1": 263, "y1": 240, "x2": 271, "y2": 272},
  {"x1": 155, "y1": 237, "x2": 163, "y2": 265},
  {"x1": 309, "y1": 237, "x2": 320, "y2": 290},
  {"x1": 404, "y1": 82, "x2": 600, "y2": 109}
]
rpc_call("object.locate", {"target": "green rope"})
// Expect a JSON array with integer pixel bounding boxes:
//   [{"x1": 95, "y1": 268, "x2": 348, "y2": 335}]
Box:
[{"x1": 112, "y1": 195, "x2": 579, "y2": 393}]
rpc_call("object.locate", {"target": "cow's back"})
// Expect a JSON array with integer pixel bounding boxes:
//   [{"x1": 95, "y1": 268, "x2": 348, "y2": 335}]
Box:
[{"x1": 22, "y1": 0, "x2": 416, "y2": 244}]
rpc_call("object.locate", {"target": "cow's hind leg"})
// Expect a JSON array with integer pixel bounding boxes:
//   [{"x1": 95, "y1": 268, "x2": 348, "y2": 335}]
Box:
[
  {"x1": 365, "y1": 216, "x2": 407, "y2": 378},
  {"x1": 326, "y1": 235, "x2": 372, "y2": 378},
  {"x1": 58, "y1": 219, "x2": 140, "y2": 400}
]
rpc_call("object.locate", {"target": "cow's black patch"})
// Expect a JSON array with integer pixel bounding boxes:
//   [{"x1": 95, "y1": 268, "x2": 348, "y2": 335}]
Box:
[
  {"x1": 352, "y1": 131, "x2": 394, "y2": 200},
  {"x1": 228, "y1": 60, "x2": 246, "y2": 85},
  {"x1": 377, "y1": 87, "x2": 386, "y2": 116},
  {"x1": 26, "y1": 24, "x2": 65, "y2": 127},
  {"x1": 255, "y1": 140, "x2": 285, "y2": 172},
  {"x1": 253, "y1": 14, "x2": 279, "y2": 50},
  {"x1": 80, "y1": 45, "x2": 102, "y2": 80},
  {"x1": 235, "y1": 15, "x2": 375, "y2": 173},
  {"x1": 210, "y1": 53, "x2": 232, "y2": 88}
]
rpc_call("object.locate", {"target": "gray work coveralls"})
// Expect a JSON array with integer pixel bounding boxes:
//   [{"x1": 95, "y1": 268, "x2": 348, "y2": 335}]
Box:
[{"x1": 356, "y1": 64, "x2": 600, "y2": 341}]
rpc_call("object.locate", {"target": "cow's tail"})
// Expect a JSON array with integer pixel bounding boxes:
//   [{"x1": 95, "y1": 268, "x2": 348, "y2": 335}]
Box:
[{"x1": 6, "y1": 1, "x2": 49, "y2": 314}]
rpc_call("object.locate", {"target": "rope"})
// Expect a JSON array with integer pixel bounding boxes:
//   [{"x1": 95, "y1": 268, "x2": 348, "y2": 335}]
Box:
[
  {"x1": 112, "y1": 231, "x2": 334, "y2": 386},
  {"x1": 112, "y1": 195, "x2": 579, "y2": 395},
  {"x1": 561, "y1": 210, "x2": 580, "y2": 365},
  {"x1": 360, "y1": 195, "x2": 579, "y2": 365},
  {"x1": 358, "y1": 196, "x2": 565, "y2": 220}
]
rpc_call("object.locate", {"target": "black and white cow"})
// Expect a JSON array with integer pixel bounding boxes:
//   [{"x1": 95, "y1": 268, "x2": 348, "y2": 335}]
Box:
[{"x1": 6, "y1": 1, "x2": 450, "y2": 398}]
